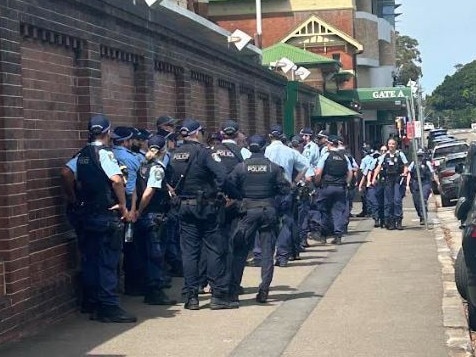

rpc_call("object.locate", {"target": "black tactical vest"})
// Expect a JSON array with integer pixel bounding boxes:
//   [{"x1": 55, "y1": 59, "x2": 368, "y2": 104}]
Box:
[
  {"x1": 169, "y1": 142, "x2": 215, "y2": 197},
  {"x1": 411, "y1": 161, "x2": 432, "y2": 183},
  {"x1": 322, "y1": 151, "x2": 348, "y2": 186},
  {"x1": 382, "y1": 152, "x2": 404, "y2": 177},
  {"x1": 214, "y1": 142, "x2": 243, "y2": 174},
  {"x1": 242, "y1": 157, "x2": 277, "y2": 199},
  {"x1": 76, "y1": 144, "x2": 117, "y2": 210},
  {"x1": 136, "y1": 160, "x2": 170, "y2": 214}
]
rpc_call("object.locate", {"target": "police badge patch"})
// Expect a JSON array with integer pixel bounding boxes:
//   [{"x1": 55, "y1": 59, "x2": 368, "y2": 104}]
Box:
[
  {"x1": 108, "y1": 151, "x2": 118, "y2": 164},
  {"x1": 154, "y1": 166, "x2": 165, "y2": 181},
  {"x1": 211, "y1": 153, "x2": 222, "y2": 162}
]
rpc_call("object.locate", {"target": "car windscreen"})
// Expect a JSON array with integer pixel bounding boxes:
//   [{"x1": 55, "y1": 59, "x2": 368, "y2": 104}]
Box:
[
  {"x1": 443, "y1": 157, "x2": 466, "y2": 169},
  {"x1": 433, "y1": 144, "x2": 469, "y2": 159}
]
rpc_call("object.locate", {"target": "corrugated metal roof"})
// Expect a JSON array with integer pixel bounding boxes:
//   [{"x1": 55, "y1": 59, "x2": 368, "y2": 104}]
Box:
[{"x1": 262, "y1": 43, "x2": 338, "y2": 66}]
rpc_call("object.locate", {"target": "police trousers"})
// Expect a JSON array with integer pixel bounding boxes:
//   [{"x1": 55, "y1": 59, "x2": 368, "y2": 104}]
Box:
[
  {"x1": 230, "y1": 205, "x2": 278, "y2": 296},
  {"x1": 81, "y1": 213, "x2": 123, "y2": 307},
  {"x1": 179, "y1": 202, "x2": 228, "y2": 299}
]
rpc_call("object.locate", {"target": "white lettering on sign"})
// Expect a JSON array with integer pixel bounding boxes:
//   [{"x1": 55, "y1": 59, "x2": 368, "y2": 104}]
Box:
[{"x1": 371, "y1": 89, "x2": 406, "y2": 99}]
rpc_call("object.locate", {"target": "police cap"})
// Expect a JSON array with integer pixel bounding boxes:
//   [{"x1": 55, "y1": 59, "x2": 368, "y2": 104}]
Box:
[
  {"x1": 88, "y1": 114, "x2": 111, "y2": 134},
  {"x1": 111, "y1": 126, "x2": 133, "y2": 141},
  {"x1": 180, "y1": 118, "x2": 202, "y2": 137},
  {"x1": 148, "y1": 135, "x2": 166, "y2": 150},
  {"x1": 269, "y1": 124, "x2": 283, "y2": 138},
  {"x1": 221, "y1": 120, "x2": 239, "y2": 136}
]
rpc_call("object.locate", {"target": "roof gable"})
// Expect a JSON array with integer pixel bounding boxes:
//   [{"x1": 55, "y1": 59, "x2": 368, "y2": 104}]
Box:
[
  {"x1": 262, "y1": 42, "x2": 338, "y2": 67},
  {"x1": 281, "y1": 15, "x2": 363, "y2": 53}
]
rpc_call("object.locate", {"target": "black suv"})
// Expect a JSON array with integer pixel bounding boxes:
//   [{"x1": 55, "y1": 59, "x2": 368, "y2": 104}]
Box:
[{"x1": 454, "y1": 141, "x2": 476, "y2": 329}]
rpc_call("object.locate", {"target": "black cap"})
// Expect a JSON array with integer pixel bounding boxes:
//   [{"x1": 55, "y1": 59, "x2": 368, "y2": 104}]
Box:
[
  {"x1": 248, "y1": 134, "x2": 266, "y2": 150},
  {"x1": 327, "y1": 135, "x2": 340, "y2": 146},
  {"x1": 299, "y1": 128, "x2": 313, "y2": 136},
  {"x1": 111, "y1": 126, "x2": 133, "y2": 141},
  {"x1": 156, "y1": 115, "x2": 177, "y2": 127},
  {"x1": 316, "y1": 130, "x2": 329, "y2": 138},
  {"x1": 269, "y1": 124, "x2": 283, "y2": 137},
  {"x1": 221, "y1": 120, "x2": 239, "y2": 136},
  {"x1": 148, "y1": 135, "x2": 166, "y2": 150},
  {"x1": 88, "y1": 114, "x2": 111, "y2": 134},
  {"x1": 180, "y1": 118, "x2": 202, "y2": 137}
]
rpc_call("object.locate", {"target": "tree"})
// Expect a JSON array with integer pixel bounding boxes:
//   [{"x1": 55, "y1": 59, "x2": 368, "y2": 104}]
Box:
[
  {"x1": 426, "y1": 59, "x2": 476, "y2": 128},
  {"x1": 394, "y1": 32, "x2": 423, "y2": 86}
]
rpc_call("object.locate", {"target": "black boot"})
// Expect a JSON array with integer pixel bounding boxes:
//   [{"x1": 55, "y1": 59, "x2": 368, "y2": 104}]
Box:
[
  {"x1": 380, "y1": 219, "x2": 385, "y2": 228},
  {"x1": 256, "y1": 290, "x2": 269, "y2": 303},
  {"x1": 419, "y1": 217, "x2": 425, "y2": 225},
  {"x1": 97, "y1": 305, "x2": 137, "y2": 323},
  {"x1": 210, "y1": 296, "x2": 239, "y2": 310},
  {"x1": 373, "y1": 218, "x2": 380, "y2": 228},
  {"x1": 386, "y1": 218, "x2": 395, "y2": 230},
  {"x1": 395, "y1": 218, "x2": 403, "y2": 230},
  {"x1": 184, "y1": 296, "x2": 200, "y2": 310}
]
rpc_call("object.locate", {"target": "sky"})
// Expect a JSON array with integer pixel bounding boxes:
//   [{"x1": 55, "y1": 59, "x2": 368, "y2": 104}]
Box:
[{"x1": 398, "y1": 1, "x2": 476, "y2": 95}]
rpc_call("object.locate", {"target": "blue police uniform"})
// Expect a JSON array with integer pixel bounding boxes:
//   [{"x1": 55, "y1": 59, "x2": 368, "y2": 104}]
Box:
[
  {"x1": 312, "y1": 147, "x2": 352, "y2": 244},
  {"x1": 365, "y1": 155, "x2": 385, "y2": 227},
  {"x1": 112, "y1": 146, "x2": 141, "y2": 200},
  {"x1": 408, "y1": 158, "x2": 434, "y2": 224},
  {"x1": 264, "y1": 139, "x2": 308, "y2": 266},
  {"x1": 134, "y1": 135, "x2": 177, "y2": 305},
  {"x1": 227, "y1": 135, "x2": 290, "y2": 303},
  {"x1": 74, "y1": 129, "x2": 136, "y2": 322},
  {"x1": 377, "y1": 150, "x2": 408, "y2": 229},
  {"x1": 298, "y1": 139, "x2": 319, "y2": 253},
  {"x1": 359, "y1": 153, "x2": 374, "y2": 216}
]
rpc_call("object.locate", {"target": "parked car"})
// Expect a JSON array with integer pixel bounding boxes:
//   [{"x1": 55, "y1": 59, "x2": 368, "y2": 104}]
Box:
[
  {"x1": 454, "y1": 141, "x2": 476, "y2": 330},
  {"x1": 437, "y1": 152, "x2": 466, "y2": 207},
  {"x1": 423, "y1": 122, "x2": 435, "y2": 131},
  {"x1": 428, "y1": 136, "x2": 457, "y2": 150},
  {"x1": 431, "y1": 141, "x2": 469, "y2": 168}
]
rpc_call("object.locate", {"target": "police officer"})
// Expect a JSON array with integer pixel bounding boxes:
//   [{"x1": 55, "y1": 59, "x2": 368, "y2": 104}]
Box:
[
  {"x1": 372, "y1": 138, "x2": 409, "y2": 230},
  {"x1": 155, "y1": 116, "x2": 183, "y2": 278},
  {"x1": 298, "y1": 128, "x2": 319, "y2": 252},
  {"x1": 363, "y1": 147, "x2": 386, "y2": 227},
  {"x1": 357, "y1": 144, "x2": 373, "y2": 217},
  {"x1": 265, "y1": 124, "x2": 308, "y2": 267},
  {"x1": 313, "y1": 135, "x2": 353, "y2": 245},
  {"x1": 111, "y1": 127, "x2": 143, "y2": 296},
  {"x1": 169, "y1": 118, "x2": 235, "y2": 310},
  {"x1": 406, "y1": 149, "x2": 439, "y2": 225},
  {"x1": 135, "y1": 135, "x2": 177, "y2": 305},
  {"x1": 74, "y1": 114, "x2": 136, "y2": 323},
  {"x1": 227, "y1": 135, "x2": 290, "y2": 304}
]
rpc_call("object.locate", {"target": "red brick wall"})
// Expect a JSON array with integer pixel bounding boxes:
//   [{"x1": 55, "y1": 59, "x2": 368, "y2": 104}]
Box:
[
  {"x1": 154, "y1": 71, "x2": 178, "y2": 125},
  {"x1": 101, "y1": 60, "x2": 136, "y2": 128},
  {"x1": 212, "y1": 9, "x2": 355, "y2": 49},
  {"x1": 0, "y1": 0, "x2": 316, "y2": 344}
]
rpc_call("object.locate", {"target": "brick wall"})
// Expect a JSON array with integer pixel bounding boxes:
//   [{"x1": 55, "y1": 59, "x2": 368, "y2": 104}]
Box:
[{"x1": 0, "y1": 0, "x2": 316, "y2": 344}]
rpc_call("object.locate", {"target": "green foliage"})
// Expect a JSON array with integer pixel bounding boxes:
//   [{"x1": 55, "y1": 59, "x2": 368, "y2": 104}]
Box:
[
  {"x1": 426, "y1": 60, "x2": 476, "y2": 128},
  {"x1": 395, "y1": 32, "x2": 422, "y2": 85}
]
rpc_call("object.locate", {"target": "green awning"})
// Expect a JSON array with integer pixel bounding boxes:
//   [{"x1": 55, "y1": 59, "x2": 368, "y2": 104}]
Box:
[
  {"x1": 312, "y1": 94, "x2": 361, "y2": 118},
  {"x1": 262, "y1": 43, "x2": 340, "y2": 68}
]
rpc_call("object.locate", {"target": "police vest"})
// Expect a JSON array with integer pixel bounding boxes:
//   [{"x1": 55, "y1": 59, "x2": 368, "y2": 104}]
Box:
[
  {"x1": 169, "y1": 142, "x2": 215, "y2": 197},
  {"x1": 411, "y1": 161, "x2": 432, "y2": 183},
  {"x1": 76, "y1": 144, "x2": 117, "y2": 210},
  {"x1": 214, "y1": 142, "x2": 243, "y2": 174},
  {"x1": 382, "y1": 152, "x2": 404, "y2": 177},
  {"x1": 322, "y1": 151, "x2": 348, "y2": 186},
  {"x1": 242, "y1": 157, "x2": 277, "y2": 199},
  {"x1": 136, "y1": 160, "x2": 170, "y2": 214}
]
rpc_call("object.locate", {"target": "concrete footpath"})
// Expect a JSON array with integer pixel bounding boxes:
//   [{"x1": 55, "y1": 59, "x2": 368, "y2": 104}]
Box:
[{"x1": 0, "y1": 199, "x2": 471, "y2": 356}]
